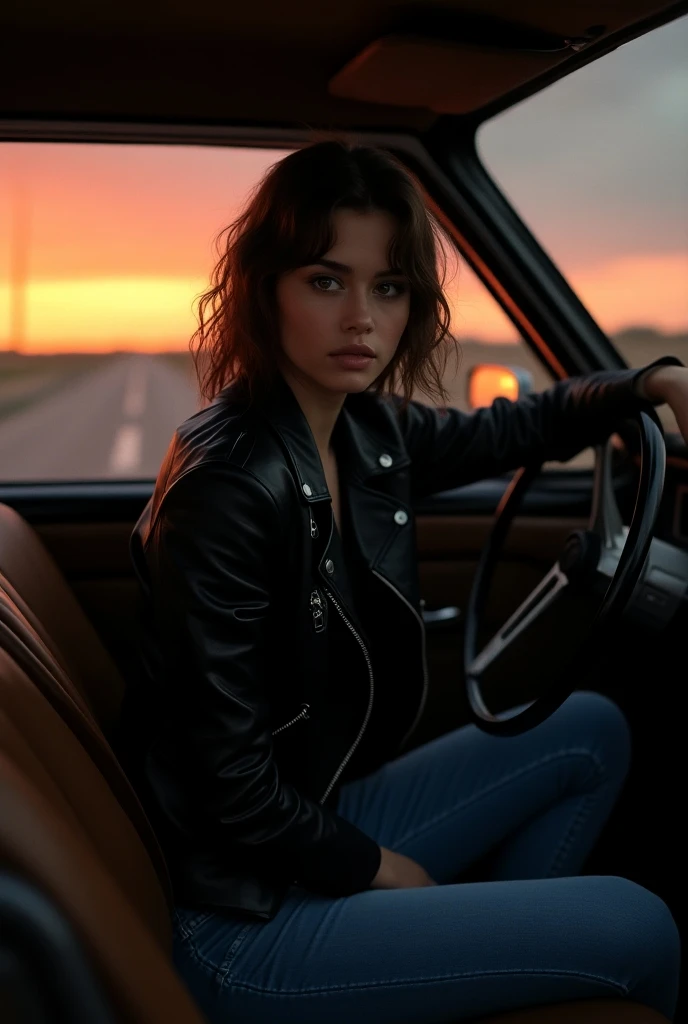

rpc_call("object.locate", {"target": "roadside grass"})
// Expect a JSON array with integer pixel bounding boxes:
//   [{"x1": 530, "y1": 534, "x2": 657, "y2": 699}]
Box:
[{"x1": 0, "y1": 353, "x2": 119, "y2": 423}]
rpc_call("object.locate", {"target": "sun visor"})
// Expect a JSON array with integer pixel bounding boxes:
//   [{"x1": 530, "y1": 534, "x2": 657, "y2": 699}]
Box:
[{"x1": 328, "y1": 35, "x2": 572, "y2": 114}]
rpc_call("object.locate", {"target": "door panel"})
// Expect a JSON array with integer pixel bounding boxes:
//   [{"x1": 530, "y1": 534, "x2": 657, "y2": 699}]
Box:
[{"x1": 31, "y1": 519, "x2": 145, "y2": 688}]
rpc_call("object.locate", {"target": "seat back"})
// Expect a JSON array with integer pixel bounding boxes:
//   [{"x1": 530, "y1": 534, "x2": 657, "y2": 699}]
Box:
[
  {"x1": 0, "y1": 677, "x2": 206, "y2": 1022},
  {"x1": 0, "y1": 589, "x2": 173, "y2": 911},
  {"x1": 0, "y1": 646, "x2": 171, "y2": 950},
  {"x1": 0, "y1": 503, "x2": 125, "y2": 734}
]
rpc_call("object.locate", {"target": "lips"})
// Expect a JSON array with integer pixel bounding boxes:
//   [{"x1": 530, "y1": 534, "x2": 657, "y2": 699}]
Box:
[{"x1": 329, "y1": 344, "x2": 375, "y2": 358}]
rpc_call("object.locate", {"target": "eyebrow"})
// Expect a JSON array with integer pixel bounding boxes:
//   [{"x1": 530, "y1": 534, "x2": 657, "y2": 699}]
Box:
[{"x1": 309, "y1": 258, "x2": 404, "y2": 278}]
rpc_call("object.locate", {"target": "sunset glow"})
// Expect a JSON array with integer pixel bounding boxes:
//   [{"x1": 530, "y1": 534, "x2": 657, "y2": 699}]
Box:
[
  {"x1": 0, "y1": 142, "x2": 686, "y2": 355},
  {"x1": 0, "y1": 276, "x2": 206, "y2": 352},
  {"x1": 1, "y1": 250, "x2": 685, "y2": 355}
]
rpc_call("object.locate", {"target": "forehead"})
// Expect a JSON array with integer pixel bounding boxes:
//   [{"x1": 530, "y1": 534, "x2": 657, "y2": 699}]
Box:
[
  {"x1": 330, "y1": 208, "x2": 396, "y2": 236},
  {"x1": 325, "y1": 209, "x2": 397, "y2": 258}
]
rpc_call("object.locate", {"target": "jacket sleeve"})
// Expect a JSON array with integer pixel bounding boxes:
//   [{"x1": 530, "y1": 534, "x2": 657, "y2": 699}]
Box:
[
  {"x1": 395, "y1": 357, "x2": 683, "y2": 500},
  {"x1": 144, "y1": 462, "x2": 381, "y2": 897}
]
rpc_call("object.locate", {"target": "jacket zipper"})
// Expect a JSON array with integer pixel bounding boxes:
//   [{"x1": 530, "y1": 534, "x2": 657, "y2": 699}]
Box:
[
  {"x1": 310, "y1": 589, "x2": 326, "y2": 632},
  {"x1": 372, "y1": 569, "x2": 429, "y2": 752},
  {"x1": 271, "y1": 702, "x2": 311, "y2": 737},
  {"x1": 319, "y1": 587, "x2": 375, "y2": 804}
]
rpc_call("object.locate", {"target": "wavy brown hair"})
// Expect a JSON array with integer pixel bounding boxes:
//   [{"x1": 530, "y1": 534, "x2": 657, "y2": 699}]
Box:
[{"x1": 190, "y1": 135, "x2": 460, "y2": 413}]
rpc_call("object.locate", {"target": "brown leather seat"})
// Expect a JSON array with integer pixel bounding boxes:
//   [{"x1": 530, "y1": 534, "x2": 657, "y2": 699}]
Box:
[
  {"x1": 0, "y1": 502, "x2": 124, "y2": 734},
  {"x1": 0, "y1": 586, "x2": 174, "y2": 913},
  {"x1": 0, "y1": 645, "x2": 171, "y2": 952},
  {"x1": 0, "y1": 504, "x2": 673, "y2": 1023},
  {"x1": 0, "y1": 648, "x2": 205, "y2": 1022}
]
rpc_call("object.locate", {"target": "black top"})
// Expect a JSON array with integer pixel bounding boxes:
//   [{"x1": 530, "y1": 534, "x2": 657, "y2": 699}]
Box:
[{"x1": 324, "y1": 481, "x2": 389, "y2": 801}]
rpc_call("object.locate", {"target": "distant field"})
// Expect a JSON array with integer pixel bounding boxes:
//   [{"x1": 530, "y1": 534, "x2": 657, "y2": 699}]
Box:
[
  {"x1": 0, "y1": 351, "x2": 120, "y2": 422},
  {"x1": 157, "y1": 351, "x2": 198, "y2": 378},
  {"x1": 613, "y1": 329, "x2": 688, "y2": 374}
]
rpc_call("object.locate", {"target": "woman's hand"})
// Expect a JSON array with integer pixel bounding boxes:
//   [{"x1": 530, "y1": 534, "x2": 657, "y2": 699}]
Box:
[
  {"x1": 370, "y1": 846, "x2": 438, "y2": 890},
  {"x1": 641, "y1": 365, "x2": 688, "y2": 445}
]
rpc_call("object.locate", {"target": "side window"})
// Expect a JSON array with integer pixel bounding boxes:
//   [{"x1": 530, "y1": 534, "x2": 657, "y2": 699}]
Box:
[
  {"x1": 0, "y1": 143, "x2": 291, "y2": 482},
  {"x1": 476, "y1": 15, "x2": 688, "y2": 437}
]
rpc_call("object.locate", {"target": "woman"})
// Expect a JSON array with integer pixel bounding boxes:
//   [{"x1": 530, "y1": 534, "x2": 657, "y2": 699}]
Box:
[{"x1": 125, "y1": 139, "x2": 685, "y2": 1022}]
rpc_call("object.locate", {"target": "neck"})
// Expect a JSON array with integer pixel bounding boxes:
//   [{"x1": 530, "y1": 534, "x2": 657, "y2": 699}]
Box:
[{"x1": 280, "y1": 368, "x2": 345, "y2": 461}]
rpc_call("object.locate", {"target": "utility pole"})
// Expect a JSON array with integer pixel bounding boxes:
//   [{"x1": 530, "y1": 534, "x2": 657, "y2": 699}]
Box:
[{"x1": 9, "y1": 174, "x2": 29, "y2": 353}]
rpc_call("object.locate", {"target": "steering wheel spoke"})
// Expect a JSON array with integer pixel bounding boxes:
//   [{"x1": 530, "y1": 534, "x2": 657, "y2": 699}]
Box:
[
  {"x1": 463, "y1": 410, "x2": 666, "y2": 735},
  {"x1": 589, "y1": 438, "x2": 625, "y2": 549},
  {"x1": 468, "y1": 562, "x2": 568, "y2": 678}
]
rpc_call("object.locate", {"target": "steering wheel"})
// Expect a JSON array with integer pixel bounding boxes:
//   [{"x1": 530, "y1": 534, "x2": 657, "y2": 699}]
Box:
[{"x1": 463, "y1": 409, "x2": 667, "y2": 736}]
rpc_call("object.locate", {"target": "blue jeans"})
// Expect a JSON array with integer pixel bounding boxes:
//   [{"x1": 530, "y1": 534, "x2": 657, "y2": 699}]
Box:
[{"x1": 172, "y1": 692, "x2": 680, "y2": 1022}]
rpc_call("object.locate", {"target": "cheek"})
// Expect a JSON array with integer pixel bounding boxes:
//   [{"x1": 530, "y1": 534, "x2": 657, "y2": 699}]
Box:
[
  {"x1": 383, "y1": 300, "x2": 411, "y2": 342},
  {"x1": 281, "y1": 291, "x2": 332, "y2": 342}
]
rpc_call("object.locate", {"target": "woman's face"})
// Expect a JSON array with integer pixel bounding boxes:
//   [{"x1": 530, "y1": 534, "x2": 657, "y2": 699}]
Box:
[{"x1": 275, "y1": 208, "x2": 411, "y2": 400}]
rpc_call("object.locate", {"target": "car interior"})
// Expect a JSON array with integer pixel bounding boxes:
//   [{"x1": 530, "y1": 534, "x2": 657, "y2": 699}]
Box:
[{"x1": 1, "y1": 1, "x2": 687, "y2": 1021}]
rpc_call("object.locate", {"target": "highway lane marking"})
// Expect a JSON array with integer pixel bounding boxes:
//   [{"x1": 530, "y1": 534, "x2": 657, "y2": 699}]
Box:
[
  {"x1": 109, "y1": 359, "x2": 147, "y2": 474},
  {"x1": 123, "y1": 362, "x2": 147, "y2": 418},
  {"x1": 108, "y1": 424, "x2": 142, "y2": 474}
]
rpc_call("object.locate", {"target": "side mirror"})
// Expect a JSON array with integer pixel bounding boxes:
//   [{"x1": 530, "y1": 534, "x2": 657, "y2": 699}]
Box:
[{"x1": 467, "y1": 364, "x2": 534, "y2": 409}]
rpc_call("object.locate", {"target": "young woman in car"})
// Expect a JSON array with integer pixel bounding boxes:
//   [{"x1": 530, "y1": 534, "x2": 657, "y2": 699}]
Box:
[{"x1": 125, "y1": 139, "x2": 686, "y2": 1022}]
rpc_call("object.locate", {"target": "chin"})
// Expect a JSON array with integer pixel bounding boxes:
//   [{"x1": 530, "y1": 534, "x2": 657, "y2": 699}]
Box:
[{"x1": 323, "y1": 373, "x2": 376, "y2": 395}]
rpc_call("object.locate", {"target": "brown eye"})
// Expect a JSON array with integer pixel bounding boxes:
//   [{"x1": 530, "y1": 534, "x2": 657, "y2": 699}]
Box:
[
  {"x1": 309, "y1": 276, "x2": 340, "y2": 292},
  {"x1": 376, "y1": 282, "x2": 407, "y2": 298}
]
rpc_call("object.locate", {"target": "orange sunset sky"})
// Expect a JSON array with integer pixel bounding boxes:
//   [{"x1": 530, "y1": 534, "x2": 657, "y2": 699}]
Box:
[{"x1": 0, "y1": 132, "x2": 686, "y2": 355}]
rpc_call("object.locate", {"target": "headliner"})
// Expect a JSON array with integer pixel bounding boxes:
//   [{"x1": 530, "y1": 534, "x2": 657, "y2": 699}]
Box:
[{"x1": 1, "y1": 0, "x2": 686, "y2": 134}]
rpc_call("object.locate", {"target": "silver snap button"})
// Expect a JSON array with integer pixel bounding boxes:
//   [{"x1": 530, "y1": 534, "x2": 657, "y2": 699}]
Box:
[
  {"x1": 325, "y1": 559, "x2": 335, "y2": 574},
  {"x1": 378, "y1": 453, "x2": 393, "y2": 468},
  {"x1": 394, "y1": 510, "x2": 408, "y2": 526},
  {"x1": 302, "y1": 483, "x2": 312, "y2": 497}
]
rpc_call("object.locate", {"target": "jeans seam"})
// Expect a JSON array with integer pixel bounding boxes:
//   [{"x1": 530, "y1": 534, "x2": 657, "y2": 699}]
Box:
[
  {"x1": 391, "y1": 748, "x2": 605, "y2": 850},
  {"x1": 216, "y1": 922, "x2": 255, "y2": 986},
  {"x1": 172, "y1": 911, "x2": 189, "y2": 940},
  {"x1": 546, "y1": 791, "x2": 599, "y2": 877},
  {"x1": 176, "y1": 935, "x2": 219, "y2": 979},
  {"x1": 226, "y1": 967, "x2": 628, "y2": 998},
  {"x1": 173, "y1": 910, "x2": 213, "y2": 941},
  {"x1": 177, "y1": 890, "x2": 308, "y2": 987},
  {"x1": 176, "y1": 922, "x2": 254, "y2": 986}
]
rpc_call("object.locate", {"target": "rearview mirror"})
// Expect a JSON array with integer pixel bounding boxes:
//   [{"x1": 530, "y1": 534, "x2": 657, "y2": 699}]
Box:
[{"x1": 467, "y1": 364, "x2": 534, "y2": 409}]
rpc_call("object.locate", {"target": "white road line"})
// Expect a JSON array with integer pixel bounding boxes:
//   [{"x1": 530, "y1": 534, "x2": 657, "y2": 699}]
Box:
[
  {"x1": 108, "y1": 424, "x2": 142, "y2": 474},
  {"x1": 123, "y1": 362, "x2": 147, "y2": 419}
]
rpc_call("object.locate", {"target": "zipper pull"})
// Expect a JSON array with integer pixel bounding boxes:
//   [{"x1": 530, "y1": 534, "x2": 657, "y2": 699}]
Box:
[
  {"x1": 310, "y1": 589, "x2": 326, "y2": 632},
  {"x1": 271, "y1": 702, "x2": 312, "y2": 737},
  {"x1": 310, "y1": 513, "x2": 319, "y2": 539}
]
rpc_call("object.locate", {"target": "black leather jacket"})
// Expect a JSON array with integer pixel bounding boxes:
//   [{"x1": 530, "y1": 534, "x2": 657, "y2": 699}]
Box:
[{"x1": 123, "y1": 358, "x2": 677, "y2": 921}]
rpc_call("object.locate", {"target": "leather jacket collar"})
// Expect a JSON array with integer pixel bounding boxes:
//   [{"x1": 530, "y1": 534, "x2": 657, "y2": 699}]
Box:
[{"x1": 257, "y1": 371, "x2": 411, "y2": 498}]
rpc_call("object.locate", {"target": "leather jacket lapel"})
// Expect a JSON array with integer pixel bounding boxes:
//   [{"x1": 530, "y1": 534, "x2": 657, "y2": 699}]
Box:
[
  {"x1": 259, "y1": 374, "x2": 415, "y2": 608},
  {"x1": 257, "y1": 373, "x2": 330, "y2": 502}
]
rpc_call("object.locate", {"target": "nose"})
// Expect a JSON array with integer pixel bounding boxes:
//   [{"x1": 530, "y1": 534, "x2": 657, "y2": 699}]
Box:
[{"x1": 342, "y1": 289, "x2": 374, "y2": 334}]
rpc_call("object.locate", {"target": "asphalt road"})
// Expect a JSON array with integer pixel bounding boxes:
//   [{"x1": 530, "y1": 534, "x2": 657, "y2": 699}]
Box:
[{"x1": 0, "y1": 354, "x2": 201, "y2": 482}]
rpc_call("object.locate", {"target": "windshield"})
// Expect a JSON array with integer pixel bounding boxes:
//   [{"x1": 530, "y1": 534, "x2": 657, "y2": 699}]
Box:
[{"x1": 477, "y1": 15, "x2": 688, "y2": 429}]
